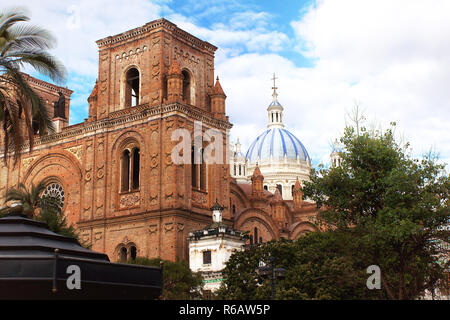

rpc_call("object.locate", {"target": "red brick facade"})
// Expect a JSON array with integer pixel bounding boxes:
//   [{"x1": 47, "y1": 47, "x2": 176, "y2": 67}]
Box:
[{"x1": 0, "y1": 19, "x2": 318, "y2": 263}]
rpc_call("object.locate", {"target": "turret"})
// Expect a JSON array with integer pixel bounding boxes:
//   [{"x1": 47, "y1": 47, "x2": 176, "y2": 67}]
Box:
[
  {"x1": 330, "y1": 138, "x2": 343, "y2": 167},
  {"x1": 210, "y1": 76, "x2": 226, "y2": 120},
  {"x1": 251, "y1": 164, "x2": 264, "y2": 197},
  {"x1": 88, "y1": 80, "x2": 98, "y2": 122},
  {"x1": 166, "y1": 58, "x2": 183, "y2": 103},
  {"x1": 292, "y1": 177, "x2": 303, "y2": 209}
]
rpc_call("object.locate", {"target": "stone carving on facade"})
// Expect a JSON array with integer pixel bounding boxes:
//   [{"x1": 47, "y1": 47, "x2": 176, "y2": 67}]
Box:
[
  {"x1": 165, "y1": 152, "x2": 173, "y2": 167},
  {"x1": 97, "y1": 164, "x2": 105, "y2": 179},
  {"x1": 119, "y1": 193, "x2": 140, "y2": 208},
  {"x1": 148, "y1": 224, "x2": 158, "y2": 234},
  {"x1": 150, "y1": 153, "x2": 159, "y2": 172},
  {"x1": 192, "y1": 190, "x2": 207, "y2": 207},
  {"x1": 65, "y1": 145, "x2": 82, "y2": 162},
  {"x1": 164, "y1": 222, "x2": 174, "y2": 232},
  {"x1": 22, "y1": 156, "x2": 37, "y2": 171},
  {"x1": 115, "y1": 46, "x2": 147, "y2": 63},
  {"x1": 177, "y1": 223, "x2": 185, "y2": 232},
  {"x1": 165, "y1": 192, "x2": 174, "y2": 200},
  {"x1": 84, "y1": 167, "x2": 92, "y2": 182},
  {"x1": 149, "y1": 193, "x2": 158, "y2": 205},
  {"x1": 152, "y1": 36, "x2": 160, "y2": 48},
  {"x1": 94, "y1": 231, "x2": 103, "y2": 241}
]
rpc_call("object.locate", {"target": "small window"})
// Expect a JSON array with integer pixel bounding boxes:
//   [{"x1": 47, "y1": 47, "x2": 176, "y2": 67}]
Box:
[
  {"x1": 125, "y1": 68, "x2": 139, "y2": 108},
  {"x1": 132, "y1": 148, "x2": 140, "y2": 190},
  {"x1": 276, "y1": 184, "x2": 283, "y2": 197},
  {"x1": 121, "y1": 147, "x2": 140, "y2": 193},
  {"x1": 130, "y1": 245, "x2": 137, "y2": 261},
  {"x1": 121, "y1": 150, "x2": 130, "y2": 192},
  {"x1": 264, "y1": 185, "x2": 268, "y2": 191},
  {"x1": 203, "y1": 250, "x2": 212, "y2": 265},
  {"x1": 119, "y1": 247, "x2": 127, "y2": 263}
]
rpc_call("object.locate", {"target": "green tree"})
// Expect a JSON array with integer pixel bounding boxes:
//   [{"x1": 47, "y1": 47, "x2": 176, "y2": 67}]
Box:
[
  {"x1": 302, "y1": 125, "x2": 449, "y2": 299},
  {"x1": 0, "y1": 7, "x2": 66, "y2": 160},
  {"x1": 217, "y1": 234, "x2": 381, "y2": 300},
  {"x1": 3, "y1": 181, "x2": 78, "y2": 239},
  {"x1": 127, "y1": 257, "x2": 204, "y2": 300}
]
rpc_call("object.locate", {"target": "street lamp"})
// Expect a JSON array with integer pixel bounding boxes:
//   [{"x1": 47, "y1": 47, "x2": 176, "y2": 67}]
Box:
[
  {"x1": 257, "y1": 256, "x2": 286, "y2": 300},
  {"x1": 210, "y1": 198, "x2": 224, "y2": 223}
]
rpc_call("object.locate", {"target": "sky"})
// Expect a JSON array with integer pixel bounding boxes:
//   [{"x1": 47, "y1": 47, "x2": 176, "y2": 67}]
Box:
[{"x1": 3, "y1": 0, "x2": 449, "y2": 169}]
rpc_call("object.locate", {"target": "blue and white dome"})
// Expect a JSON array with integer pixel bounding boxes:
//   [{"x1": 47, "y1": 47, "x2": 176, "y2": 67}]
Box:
[
  {"x1": 245, "y1": 80, "x2": 311, "y2": 164},
  {"x1": 246, "y1": 128, "x2": 311, "y2": 163}
]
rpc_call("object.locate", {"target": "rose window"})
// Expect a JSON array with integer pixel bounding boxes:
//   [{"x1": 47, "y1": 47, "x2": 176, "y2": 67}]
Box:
[{"x1": 42, "y1": 183, "x2": 65, "y2": 210}]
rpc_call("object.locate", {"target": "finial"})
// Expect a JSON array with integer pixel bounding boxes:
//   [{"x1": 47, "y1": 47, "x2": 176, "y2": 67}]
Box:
[
  {"x1": 271, "y1": 73, "x2": 279, "y2": 101},
  {"x1": 271, "y1": 73, "x2": 278, "y2": 91},
  {"x1": 216, "y1": 76, "x2": 219, "y2": 81}
]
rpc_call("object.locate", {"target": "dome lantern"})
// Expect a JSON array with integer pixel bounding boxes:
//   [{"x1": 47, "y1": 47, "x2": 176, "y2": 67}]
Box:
[{"x1": 267, "y1": 73, "x2": 284, "y2": 129}]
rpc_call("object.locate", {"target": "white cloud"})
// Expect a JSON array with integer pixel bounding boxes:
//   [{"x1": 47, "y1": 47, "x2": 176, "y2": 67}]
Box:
[
  {"x1": 225, "y1": 0, "x2": 450, "y2": 168},
  {"x1": 2, "y1": 0, "x2": 448, "y2": 169}
]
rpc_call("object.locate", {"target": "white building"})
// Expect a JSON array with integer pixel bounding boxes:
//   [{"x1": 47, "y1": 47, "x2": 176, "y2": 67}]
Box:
[{"x1": 188, "y1": 200, "x2": 246, "y2": 292}]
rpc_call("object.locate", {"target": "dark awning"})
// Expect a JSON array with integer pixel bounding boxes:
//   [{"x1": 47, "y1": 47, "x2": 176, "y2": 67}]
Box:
[{"x1": 0, "y1": 212, "x2": 162, "y2": 300}]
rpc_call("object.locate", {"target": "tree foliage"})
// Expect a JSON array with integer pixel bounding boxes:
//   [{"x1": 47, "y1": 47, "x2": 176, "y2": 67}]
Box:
[
  {"x1": 219, "y1": 125, "x2": 448, "y2": 300},
  {"x1": 127, "y1": 257, "x2": 204, "y2": 300},
  {"x1": 0, "y1": 7, "x2": 66, "y2": 160},
  {"x1": 2, "y1": 181, "x2": 78, "y2": 240},
  {"x1": 217, "y1": 234, "x2": 384, "y2": 300},
  {"x1": 302, "y1": 125, "x2": 449, "y2": 299}
]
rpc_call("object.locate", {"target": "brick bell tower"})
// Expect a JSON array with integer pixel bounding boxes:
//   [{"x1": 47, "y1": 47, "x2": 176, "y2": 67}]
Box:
[{"x1": 81, "y1": 19, "x2": 232, "y2": 262}]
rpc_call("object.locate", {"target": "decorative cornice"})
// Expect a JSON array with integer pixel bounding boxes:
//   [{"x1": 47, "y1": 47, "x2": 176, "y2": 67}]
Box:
[
  {"x1": 96, "y1": 18, "x2": 217, "y2": 54},
  {"x1": 0, "y1": 102, "x2": 232, "y2": 157},
  {"x1": 21, "y1": 73, "x2": 73, "y2": 96}
]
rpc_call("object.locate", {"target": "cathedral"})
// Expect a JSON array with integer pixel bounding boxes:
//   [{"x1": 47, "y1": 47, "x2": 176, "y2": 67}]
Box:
[{"x1": 0, "y1": 18, "x2": 320, "y2": 263}]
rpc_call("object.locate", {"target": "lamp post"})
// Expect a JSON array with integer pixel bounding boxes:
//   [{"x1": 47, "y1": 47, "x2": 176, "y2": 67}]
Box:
[
  {"x1": 258, "y1": 256, "x2": 286, "y2": 300},
  {"x1": 210, "y1": 198, "x2": 224, "y2": 223}
]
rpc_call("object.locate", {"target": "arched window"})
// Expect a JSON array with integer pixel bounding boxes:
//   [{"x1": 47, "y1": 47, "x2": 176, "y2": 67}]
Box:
[
  {"x1": 239, "y1": 165, "x2": 241, "y2": 175},
  {"x1": 32, "y1": 119, "x2": 39, "y2": 135},
  {"x1": 121, "y1": 147, "x2": 140, "y2": 192},
  {"x1": 254, "y1": 227, "x2": 258, "y2": 244},
  {"x1": 182, "y1": 70, "x2": 191, "y2": 104},
  {"x1": 121, "y1": 150, "x2": 130, "y2": 192},
  {"x1": 191, "y1": 146, "x2": 206, "y2": 191},
  {"x1": 234, "y1": 165, "x2": 236, "y2": 176},
  {"x1": 130, "y1": 245, "x2": 137, "y2": 261},
  {"x1": 191, "y1": 146, "x2": 198, "y2": 188},
  {"x1": 264, "y1": 185, "x2": 268, "y2": 191},
  {"x1": 276, "y1": 184, "x2": 283, "y2": 197},
  {"x1": 232, "y1": 205, "x2": 236, "y2": 216},
  {"x1": 119, "y1": 247, "x2": 127, "y2": 263},
  {"x1": 249, "y1": 235, "x2": 253, "y2": 245},
  {"x1": 132, "y1": 148, "x2": 140, "y2": 190},
  {"x1": 125, "y1": 68, "x2": 140, "y2": 108},
  {"x1": 291, "y1": 185, "x2": 295, "y2": 196},
  {"x1": 200, "y1": 148, "x2": 206, "y2": 190}
]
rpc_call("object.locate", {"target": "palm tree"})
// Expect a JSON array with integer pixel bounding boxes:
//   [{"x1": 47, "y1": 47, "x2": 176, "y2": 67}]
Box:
[
  {"x1": 0, "y1": 7, "x2": 66, "y2": 161},
  {"x1": 4, "y1": 181, "x2": 45, "y2": 217},
  {"x1": 3, "y1": 181, "x2": 78, "y2": 239}
]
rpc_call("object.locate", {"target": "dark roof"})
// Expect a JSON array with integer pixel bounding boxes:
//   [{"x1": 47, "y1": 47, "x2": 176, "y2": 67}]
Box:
[{"x1": 0, "y1": 212, "x2": 162, "y2": 299}]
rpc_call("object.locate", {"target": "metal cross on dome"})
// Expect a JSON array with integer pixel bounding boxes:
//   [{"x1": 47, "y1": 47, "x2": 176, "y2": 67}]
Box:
[{"x1": 271, "y1": 73, "x2": 278, "y2": 91}]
